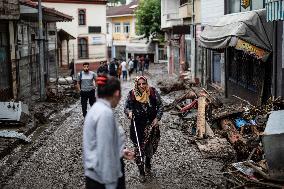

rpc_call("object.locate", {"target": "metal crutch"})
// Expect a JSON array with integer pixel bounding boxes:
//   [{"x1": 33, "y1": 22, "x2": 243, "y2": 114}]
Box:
[{"x1": 132, "y1": 116, "x2": 143, "y2": 164}]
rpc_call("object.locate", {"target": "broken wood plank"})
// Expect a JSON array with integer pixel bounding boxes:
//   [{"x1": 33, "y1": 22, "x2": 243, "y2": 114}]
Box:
[{"x1": 196, "y1": 97, "x2": 206, "y2": 138}]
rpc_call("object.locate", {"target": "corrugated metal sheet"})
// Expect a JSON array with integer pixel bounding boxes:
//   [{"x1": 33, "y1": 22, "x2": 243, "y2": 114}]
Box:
[{"x1": 266, "y1": 0, "x2": 284, "y2": 21}]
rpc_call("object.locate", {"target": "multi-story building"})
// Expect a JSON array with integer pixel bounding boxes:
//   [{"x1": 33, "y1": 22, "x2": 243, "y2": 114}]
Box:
[
  {"x1": 200, "y1": 0, "x2": 274, "y2": 105},
  {"x1": 161, "y1": 0, "x2": 201, "y2": 77},
  {"x1": 106, "y1": 0, "x2": 161, "y2": 63},
  {"x1": 39, "y1": 0, "x2": 108, "y2": 72}
]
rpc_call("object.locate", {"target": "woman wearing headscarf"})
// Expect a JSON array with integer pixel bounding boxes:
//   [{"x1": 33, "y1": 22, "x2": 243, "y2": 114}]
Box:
[
  {"x1": 83, "y1": 75, "x2": 134, "y2": 189},
  {"x1": 124, "y1": 76, "x2": 163, "y2": 182}
]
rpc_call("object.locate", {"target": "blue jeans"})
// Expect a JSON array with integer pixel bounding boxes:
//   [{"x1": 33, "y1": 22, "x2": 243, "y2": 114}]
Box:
[{"x1": 122, "y1": 71, "x2": 127, "y2": 80}]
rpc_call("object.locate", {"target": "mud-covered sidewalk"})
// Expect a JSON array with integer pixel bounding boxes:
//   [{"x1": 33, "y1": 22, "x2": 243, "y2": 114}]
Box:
[{"x1": 0, "y1": 63, "x2": 225, "y2": 189}]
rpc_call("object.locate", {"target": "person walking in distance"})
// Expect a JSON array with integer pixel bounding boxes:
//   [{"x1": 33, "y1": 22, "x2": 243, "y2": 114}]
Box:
[
  {"x1": 109, "y1": 59, "x2": 117, "y2": 77},
  {"x1": 117, "y1": 61, "x2": 122, "y2": 79},
  {"x1": 76, "y1": 62, "x2": 96, "y2": 118},
  {"x1": 124, "y1": 76, "x2": 163, "y2": 182},
  {"x1": 97, "y1": 61, "x2": 109, "y2": 76},
  {"x1": 128, "y1": 57, "x2": 134, "y2": 80},
  {"x1": 144, "y1": 55, "x2": 150, "y2": 71},
  {"x1": 121, "y1": 59, "x2": 128, "y2": 81},
  {"x1": 83, "y1": 75, "x2": 135, "y2": 189},
  {"x1": 133, "y1": 56, "x2": 138, "y2": 74}
]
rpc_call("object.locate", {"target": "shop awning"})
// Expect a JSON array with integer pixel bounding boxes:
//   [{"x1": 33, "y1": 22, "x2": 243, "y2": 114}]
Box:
[
  {"x1": 126, "y1": 42, "x2": 154, "y2": 54},
  {"x1": 200, "y1": 9, "x2": 273, "y2": 52},
  {"x1": 58, "y1": 29, "x2": 76, "y2": 41},
  {"x1": 20, "y1": 0, "x2": 73, "y2": 22}
]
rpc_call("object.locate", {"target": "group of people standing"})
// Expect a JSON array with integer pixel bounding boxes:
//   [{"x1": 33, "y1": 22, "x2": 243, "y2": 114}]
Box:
[
  {"x1": 76, "y1": 60, "x2": 163, "y2": 189},
  {"x1": 106, "y1": 55, "x2": 150, "y2": 80}
]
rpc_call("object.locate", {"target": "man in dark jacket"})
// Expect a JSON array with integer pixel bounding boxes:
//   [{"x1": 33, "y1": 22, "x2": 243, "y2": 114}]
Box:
[
  {"x1": 109, "y1": 59, "x2": 117, "y2": 77},
  {"x1": 97, "y1": 61, "x2": 109, "y2": 76}
]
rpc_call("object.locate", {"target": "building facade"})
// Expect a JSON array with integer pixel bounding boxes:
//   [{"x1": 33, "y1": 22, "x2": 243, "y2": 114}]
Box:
[
  {"x1": 161, "y1": 0, "x2": 201, "y2": 77},
  {"x1": 40, "y1": 0, "x2": 108, "y2": 72},
  {"x1": 0, "y1": 0, "x2": 20, "y2": 100},
  {"x1": 0, "y1": 0, "x2": 72, "y2": 101},
  {"x1": 200, "y1": 0, "x2": 274, "y2": 105},
  {"x1": 106, "y1": 0, "x2": 160, "y2": 63}
]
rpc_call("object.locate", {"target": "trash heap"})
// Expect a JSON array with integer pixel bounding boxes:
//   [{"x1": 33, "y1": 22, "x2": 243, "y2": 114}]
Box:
[
  {"x1": 161, "y1": 80, "x2": 284, "y2": 188},
  {"x1": 47, "y1": 77, "x2": 79, "y2": 102}
]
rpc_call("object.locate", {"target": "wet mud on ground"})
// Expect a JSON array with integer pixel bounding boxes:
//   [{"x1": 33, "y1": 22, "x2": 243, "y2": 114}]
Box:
[{"x1": 0, "y1": 64, "x2": 226, "y2": 189}]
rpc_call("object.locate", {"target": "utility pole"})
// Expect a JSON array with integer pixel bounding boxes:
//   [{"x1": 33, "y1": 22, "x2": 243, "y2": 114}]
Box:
[{"x1": 38, "y1": 0, "x2": 46, "y2": 101}]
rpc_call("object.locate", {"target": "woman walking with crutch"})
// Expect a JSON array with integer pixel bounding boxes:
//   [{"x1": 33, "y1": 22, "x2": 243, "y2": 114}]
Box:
[{"x1": 124, "y1": 76, "x2": 163, "y2": 182}]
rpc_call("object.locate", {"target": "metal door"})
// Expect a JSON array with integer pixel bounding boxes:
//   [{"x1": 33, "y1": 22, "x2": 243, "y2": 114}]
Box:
[
  {"x1": 212, "y1": 52, "x2": 221, "y2": 84},
  {"x1": 0, "y1": 23, "x2": 12, "y2": 100}
]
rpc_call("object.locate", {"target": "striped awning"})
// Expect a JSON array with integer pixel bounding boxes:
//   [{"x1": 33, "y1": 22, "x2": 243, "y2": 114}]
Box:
[{"x1": 266, "y1": 0, "x2": 284, "y2": 21}]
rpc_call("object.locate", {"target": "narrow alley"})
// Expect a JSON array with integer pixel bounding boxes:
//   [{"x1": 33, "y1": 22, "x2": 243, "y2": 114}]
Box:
[{"x1": 0, "y1": 64, "x2": 225, "y2": 189}]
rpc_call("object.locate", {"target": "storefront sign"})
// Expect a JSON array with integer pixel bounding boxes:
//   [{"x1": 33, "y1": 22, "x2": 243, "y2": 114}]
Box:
[
  {"x1": 241, "y1": 0, "x2": 250, "y2": 9},
  {"x1": 93, "y1": 36, "x2": 103, "y2": 45},
  {"x1": 235, "y1": 39, "x2": 270, "y2": 60}
]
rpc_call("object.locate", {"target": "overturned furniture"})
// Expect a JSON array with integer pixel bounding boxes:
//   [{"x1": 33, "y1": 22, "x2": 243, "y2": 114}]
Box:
[
  {"x1": 0, "y1": 101, "x2": 29, "y2": 124},
  {"x1": 262, "y1": 110, "x2": 284, "y2": 180}
]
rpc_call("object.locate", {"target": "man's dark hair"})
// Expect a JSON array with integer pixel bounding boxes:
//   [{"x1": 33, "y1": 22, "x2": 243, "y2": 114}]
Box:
[
  {"x1": 83, "y1": 62, "x2": 89, "y2": 66},
  {"x1": 97, "y1": 76, "x2": 121, "y2": 98}
]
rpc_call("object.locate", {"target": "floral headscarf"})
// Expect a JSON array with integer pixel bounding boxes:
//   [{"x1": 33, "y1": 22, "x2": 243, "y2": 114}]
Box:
[{"x1": 134, "y1": 76, "x2": 150, "y2": 103}]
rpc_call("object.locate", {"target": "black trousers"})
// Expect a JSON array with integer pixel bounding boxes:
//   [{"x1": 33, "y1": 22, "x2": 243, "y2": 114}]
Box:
[
  {"x1": 80, "y1": 90, "x2": 96, "y2": 117},
  {"x1": 85, "y1": 159, "x2": 125, "y2": 189}
]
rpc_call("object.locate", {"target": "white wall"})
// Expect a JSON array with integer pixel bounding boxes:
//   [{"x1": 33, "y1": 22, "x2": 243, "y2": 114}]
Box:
[
  {"x1": 201, "y1": 0, "x2": 224, "y2": 25},
  {"x1": 161, "y1": 0, "x2": 181, "y2": 29},
  {"x1": 43, "y1": 2, "x2": 107, "y2": 64}
]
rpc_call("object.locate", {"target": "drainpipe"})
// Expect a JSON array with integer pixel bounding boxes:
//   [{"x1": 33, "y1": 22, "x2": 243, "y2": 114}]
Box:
[
  {"x1": 272, "y1": 21, "x2": 277, "y2": 97},
  {"x1": 67, "y1": 39, "x2": 70, "y2": 66},
  {"x1": 191, "y1": 0, "x2": 195, "y2": 80},
  {"x1": 38, "y1": 0, "x2": 46, "y2": 101}
]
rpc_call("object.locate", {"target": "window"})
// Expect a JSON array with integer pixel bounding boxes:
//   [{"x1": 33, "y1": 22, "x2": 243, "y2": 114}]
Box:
[
  {"x1": 106, "y1": 23, "x2": 110, "y2": 34},
  {"x1": 228, "y1": 0, "x2": 240, "y2": 13},
  {"x1": 88, "y1": 26, "x2": 101, "y2": 33},
  {"x1": 78, "y1": 9, "x2": 86, "y2": 25},
  {"x1": 252, "y1": 0, "x2": 264, "y2": 10},
  {"x1": 158, "y1": 48, "x2": 167, "y2": 60},
  {"x1": 228, "y1": 49, "x2": 264, "y2": 92},
  {"x1": 228, "y1": 0, "x2": 266, "y2": 14},
  {"x1": 123, "y1": 22, "x2": 130, "y2": 33},
  {"x1": 78, "y1": 38, "x2": 88, "y2": 59},
  {"x1": 114, "y1": 23, "x2": 121, "y2": 33}
]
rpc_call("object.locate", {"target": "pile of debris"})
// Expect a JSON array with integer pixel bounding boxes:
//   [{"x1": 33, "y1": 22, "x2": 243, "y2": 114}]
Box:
[
  {"x1": 162, "y1": 82, "x2": 284, "y2": 187},
  {"x1": 47, "y1": 77, "x2": 79, "y2": 102}
]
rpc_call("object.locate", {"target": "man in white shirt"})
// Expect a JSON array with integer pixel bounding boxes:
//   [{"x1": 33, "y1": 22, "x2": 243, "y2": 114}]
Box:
[
  {"x1": 128, "y1": 58, "x2": 134, "y2": 80},
  {"x1": 121, "y1": 60, "x2": 128, "y2": 81}
]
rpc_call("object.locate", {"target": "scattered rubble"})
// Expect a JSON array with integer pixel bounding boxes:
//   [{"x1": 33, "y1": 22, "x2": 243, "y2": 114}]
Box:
[
  {"x1": 159, "y1": 76, "x2": 284, "y2": 188},
  {"x1": 0, "y1": 130, "x2": 31, "y2": 143},
  {"x1": 47, "y1": 76, "x2": 79, "y2": 102}
]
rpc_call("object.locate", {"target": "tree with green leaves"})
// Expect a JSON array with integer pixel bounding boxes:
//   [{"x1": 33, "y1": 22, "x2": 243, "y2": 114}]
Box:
[{"x1": 135, "y1": 0, "x2": 162, "y2": 41}]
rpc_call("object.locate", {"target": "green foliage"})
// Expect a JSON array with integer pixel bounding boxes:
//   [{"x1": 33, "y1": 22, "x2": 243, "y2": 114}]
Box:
[{"x1": 135, "y1": 0, "x2": 161, "y2": 40}]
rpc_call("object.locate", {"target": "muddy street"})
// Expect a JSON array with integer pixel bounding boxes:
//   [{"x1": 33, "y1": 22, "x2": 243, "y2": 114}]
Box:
[{"x1": 0, "y1": 64, "x2": 225, "y2": 189}]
